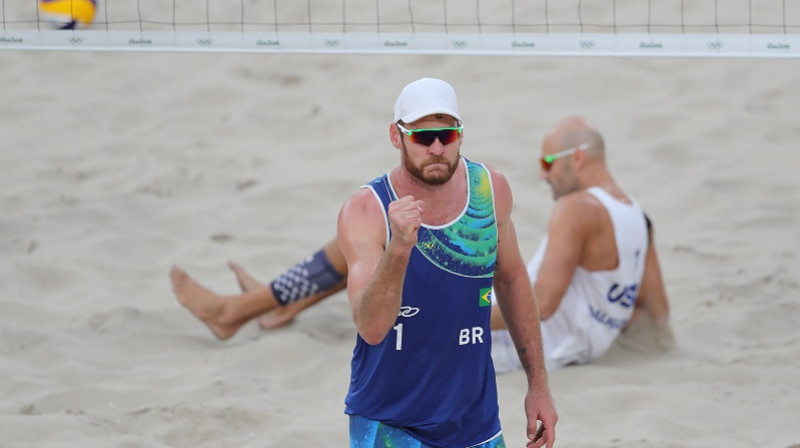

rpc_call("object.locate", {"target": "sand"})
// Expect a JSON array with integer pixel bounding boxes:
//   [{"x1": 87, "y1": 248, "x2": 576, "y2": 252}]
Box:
[{"x1": 1, "y1": 23, "x2": 800, "y2": 448}]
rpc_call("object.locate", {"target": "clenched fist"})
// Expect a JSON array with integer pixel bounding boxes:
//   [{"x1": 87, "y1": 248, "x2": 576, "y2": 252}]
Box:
[{"x1": 388, "y1": 195, "x2": 424, "y2": 249}]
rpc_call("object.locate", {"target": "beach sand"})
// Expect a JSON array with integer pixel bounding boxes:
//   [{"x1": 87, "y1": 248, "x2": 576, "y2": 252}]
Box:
[{"x1": 1, "y1": 28, "x2": 800, "y2": 448}]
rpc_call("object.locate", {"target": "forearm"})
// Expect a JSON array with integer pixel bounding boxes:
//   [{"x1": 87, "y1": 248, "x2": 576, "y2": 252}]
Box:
[
  {"x1": 353, "y1": 242, "x2": 411, "y2": 345},
  {"x1": 532, "y1": 280, "x2": 556, "y2": 322},
  {"x1": 639, "y1": 239, "x2": 670, "y2": 326},
  {"x1": 642, "y1": 291, "x2": 670, "y2": 325}
]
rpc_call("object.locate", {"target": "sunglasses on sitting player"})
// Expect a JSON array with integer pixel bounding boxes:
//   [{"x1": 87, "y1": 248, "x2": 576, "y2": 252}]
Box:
[
  {"x1": 396, "y1": 123, "x2": 463, "y2": 146},
  {"x1": 540, "y1": 143, "x2": 589, "y2": 172}
]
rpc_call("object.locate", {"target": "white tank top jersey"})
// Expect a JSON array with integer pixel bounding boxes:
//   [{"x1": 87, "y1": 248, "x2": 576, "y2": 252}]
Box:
[{"x1": 492, "y1": 187, "x2": 649, "y2": 372}]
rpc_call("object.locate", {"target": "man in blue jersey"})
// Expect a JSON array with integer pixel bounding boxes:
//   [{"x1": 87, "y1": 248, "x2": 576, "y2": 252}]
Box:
[
  {"x1": 171, "y1": 77, "x2": 558, "y2": 447},
  {"x1": 334, "y1": 77, "x2": 556, "y2": 447}
]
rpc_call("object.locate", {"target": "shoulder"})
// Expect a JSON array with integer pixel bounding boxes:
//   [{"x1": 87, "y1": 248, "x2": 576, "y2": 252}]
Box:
[
  {"x1": 476, "y1": 162, "x2": 503, "y2": 179},
  {"x1": 472, "y1": 163, "x2": 509, "y2": 196},
  {"x1": 478, "y1": 163, "x2": 512, "y2": 218},
  {"x1": 548, "y1": 190, "x2": 605, "y2": 232},
  {"x1": 553, "y1": 189, "x2": 604, "y2": 214},
  {"x1": 338, "y1": 186, "x2": 388, "y2": 250},
  {"x1": 340, "y1": 186, "x2": 383, "y2": 222}
]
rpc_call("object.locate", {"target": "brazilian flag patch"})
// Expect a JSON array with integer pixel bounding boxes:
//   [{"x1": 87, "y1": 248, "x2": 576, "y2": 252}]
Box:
[{"x1": 479, "y1": 287, "x2": 492, "y2": 307}]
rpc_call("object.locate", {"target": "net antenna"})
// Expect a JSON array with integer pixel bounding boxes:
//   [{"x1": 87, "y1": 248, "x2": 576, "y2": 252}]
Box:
[{"x1": 2, "y1": 0, "x2": 798, "y2": 57}]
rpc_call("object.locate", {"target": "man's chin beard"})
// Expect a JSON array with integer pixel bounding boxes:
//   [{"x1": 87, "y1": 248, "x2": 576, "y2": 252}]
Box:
[
  {"x1": 420, "y1": 173, "x2": 450, "y2": 185},
  {"x1": 409, "y1": 161, "x2": 457, "y2": 185}
]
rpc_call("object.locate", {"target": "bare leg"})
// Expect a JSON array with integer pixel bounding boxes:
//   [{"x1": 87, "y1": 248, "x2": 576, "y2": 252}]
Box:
[
  {"x1": 227, "y1": 260, "x2": 344, "y2": 329},
  {"x1": 170, "y1": 265, "x2": 279, "y2": 340},
  {"x1": 259, "y1": 291, "x2": 336, "y2": 329},
  {"x1": 228, "y1": 260, "x2": 301, "y2": 329}
]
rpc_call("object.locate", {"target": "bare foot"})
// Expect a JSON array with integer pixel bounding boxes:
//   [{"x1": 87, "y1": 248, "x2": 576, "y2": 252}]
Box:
[
  {"x1": 170, "y1": 266, "x2": 240, "y2": 340},
  {"x1": 228, "y1": 260, "x2": 300, "y2": 330}
]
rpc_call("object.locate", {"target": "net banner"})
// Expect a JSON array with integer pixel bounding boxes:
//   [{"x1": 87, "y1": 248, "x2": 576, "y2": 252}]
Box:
[{"x1": 2, "y1": 0, "x2": 799, "y2": 57}]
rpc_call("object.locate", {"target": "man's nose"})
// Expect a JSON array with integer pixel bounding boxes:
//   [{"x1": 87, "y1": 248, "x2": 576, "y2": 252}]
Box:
[{"x1": 428, "y1": 138, "x2": 445, "y2": 154}]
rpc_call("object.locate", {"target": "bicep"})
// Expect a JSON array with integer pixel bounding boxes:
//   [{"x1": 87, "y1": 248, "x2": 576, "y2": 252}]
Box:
[
  {"x1": 489, "y1": 168, "x2": 528, "y2": 292},
  {"x1": 534, "y1": 203, "x2": 585, "y2": 319},
  {"x1": 494, "y1": 216, "x2": 528, "y2": 291},
  {"x1": 336, "y1": 191, "x2": 386, "y2": 312},
  {"x1": 489, "y1": 172, "x2": 539, "y2": 347}
]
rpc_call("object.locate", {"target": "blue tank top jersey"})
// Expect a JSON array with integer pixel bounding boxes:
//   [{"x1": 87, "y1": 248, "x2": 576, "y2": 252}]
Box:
[{"x1": 345, "y1": 158, "x2": 501, "y2": 448}]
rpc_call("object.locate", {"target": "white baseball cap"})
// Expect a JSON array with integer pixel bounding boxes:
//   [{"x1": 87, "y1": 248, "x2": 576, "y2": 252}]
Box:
[{"x1": 393, "y1": 77, "x2": 462, "y2": 124}]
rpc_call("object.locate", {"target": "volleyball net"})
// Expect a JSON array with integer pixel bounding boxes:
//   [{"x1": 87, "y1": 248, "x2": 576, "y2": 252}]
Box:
[{"x1": 2, "y1": 0, "x2": 799, "y2": 57}]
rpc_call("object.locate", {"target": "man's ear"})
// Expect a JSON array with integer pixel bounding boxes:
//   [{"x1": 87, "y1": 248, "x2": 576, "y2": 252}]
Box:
[
  {"x1": 573, "y1": 147, "x2": 588, "y2": 169},
  {"x1": 389, "y1": 123, "x2": 403, "y2": 149}
]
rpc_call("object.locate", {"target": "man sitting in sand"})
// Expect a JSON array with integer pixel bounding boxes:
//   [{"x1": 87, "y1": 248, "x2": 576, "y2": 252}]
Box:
[{"x1": 170, "y1": 115, "x2": 673, "y2": 371}]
